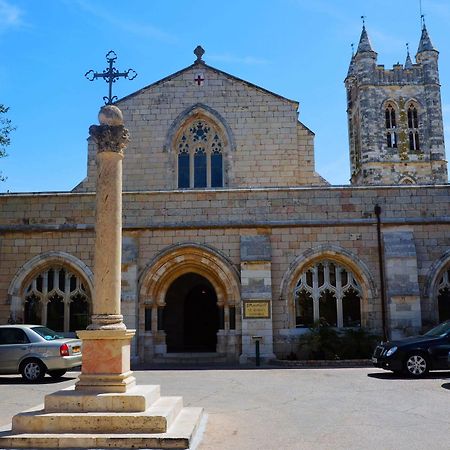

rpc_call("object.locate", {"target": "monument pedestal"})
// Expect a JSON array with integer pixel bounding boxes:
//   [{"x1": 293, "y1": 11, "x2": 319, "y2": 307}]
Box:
[
  {"x1": 0, "y1": 384, "x2": 203, "y2": 448},
  {"x1": 75, "y1": 329, "x2": 136, "y2": 393}
]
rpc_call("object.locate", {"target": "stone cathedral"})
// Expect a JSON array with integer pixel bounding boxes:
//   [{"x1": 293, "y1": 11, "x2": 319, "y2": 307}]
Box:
[{"x1": 1, "y1": 25, "x2": 449, "y2": 363}]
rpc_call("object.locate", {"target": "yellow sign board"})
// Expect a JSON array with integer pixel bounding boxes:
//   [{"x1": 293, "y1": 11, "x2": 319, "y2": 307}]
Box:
[{"x1": 243, "y1": 301, "x2": 271, "y2": 319}]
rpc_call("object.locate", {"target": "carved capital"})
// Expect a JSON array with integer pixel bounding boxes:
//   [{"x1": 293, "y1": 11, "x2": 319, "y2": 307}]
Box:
[{"x1": 89, "y1": 124, "x2": 129, "y2": 155}]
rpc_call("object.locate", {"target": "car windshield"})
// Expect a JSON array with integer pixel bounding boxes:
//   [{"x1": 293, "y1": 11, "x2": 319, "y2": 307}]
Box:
[
  {"x1": 423, "y1": 321, "x2": 450, "y2": 337},
  {"x1": 31, "y1": 326, "x2": 65, "y2": 340}
]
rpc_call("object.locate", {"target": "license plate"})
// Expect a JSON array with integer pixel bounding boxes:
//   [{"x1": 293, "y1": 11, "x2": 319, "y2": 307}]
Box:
[
  {"x1": 72, "y1": 346, "x2": 81, "y2": 354},
  {"x1": 372, "y1": 357, "x2": 377, "y2": 363}
]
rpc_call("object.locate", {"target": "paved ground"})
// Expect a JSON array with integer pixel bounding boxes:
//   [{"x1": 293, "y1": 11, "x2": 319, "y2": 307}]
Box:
[{"x1": 0, "y1": 366, "x2": 449, "y2": 450}]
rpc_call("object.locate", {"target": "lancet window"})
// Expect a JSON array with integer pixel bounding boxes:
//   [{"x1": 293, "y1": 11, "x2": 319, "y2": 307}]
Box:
[
  {"x1": 407, "y1": 103, "x2": 420, "y2": 151},
  {"x1": 385, "y1": 103, "x2": 397, "y2": 148},
  {"x1": 295, "y1": 261, "x2": 362, "y2": 328},
  {"x1": 23, "y1": 267, "x2": 90, "y2": 334},
  {"x1": 437, "y1": 267, "x2": 450, "y2": 322},
  {"x1": 176, "y1": 119, "x2": 224, "y2": 189}
]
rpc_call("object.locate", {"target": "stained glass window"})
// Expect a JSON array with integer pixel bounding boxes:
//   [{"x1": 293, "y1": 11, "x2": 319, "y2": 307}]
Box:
[{"x1": 176, "y1": 119, "x2": 224, "y2": 188}]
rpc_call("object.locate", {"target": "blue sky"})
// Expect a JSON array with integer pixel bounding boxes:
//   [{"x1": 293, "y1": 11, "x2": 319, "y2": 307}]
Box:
[{"x1": 1, "y1": 0, "x2": 449, "y2": 192}]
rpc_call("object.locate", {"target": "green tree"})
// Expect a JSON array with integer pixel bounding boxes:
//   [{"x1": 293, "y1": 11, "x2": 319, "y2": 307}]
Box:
[{"x1": 0, "y1": 104, "x2": 15, "y2": 181}]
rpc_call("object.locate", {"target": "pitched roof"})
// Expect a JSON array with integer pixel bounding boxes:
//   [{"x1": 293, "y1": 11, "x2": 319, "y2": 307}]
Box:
[{"x1": 115, "y1": 61, "x2": 299, "y2": 107}]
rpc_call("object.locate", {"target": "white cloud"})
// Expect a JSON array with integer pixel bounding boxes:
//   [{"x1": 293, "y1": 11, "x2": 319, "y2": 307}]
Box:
[
  {"x1": 73, "y1": 0, "x2": 177, "y2": 44},
  {"x1": 208, "y1": 53, "x2": 269, "y2": 66},
  {"x1": 0, "y1": 0, "x2": 23, "y2": 29}
]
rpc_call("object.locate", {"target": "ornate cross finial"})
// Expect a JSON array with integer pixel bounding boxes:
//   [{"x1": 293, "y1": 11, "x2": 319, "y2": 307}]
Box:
[
  {"x1": 361, "y1": 15, "x2": 366, "y2": 26},
  {"x1": 85, "y1": 50, "x2": 137, "y2": 105},
  {"x1": 194, "y1": 45, "x2": 205, "y2": 63}
]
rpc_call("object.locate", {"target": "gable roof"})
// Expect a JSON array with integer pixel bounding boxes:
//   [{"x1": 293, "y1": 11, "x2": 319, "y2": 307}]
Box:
[{"x1": 115, "y1": 61, "x2": 299, "y2": 107}]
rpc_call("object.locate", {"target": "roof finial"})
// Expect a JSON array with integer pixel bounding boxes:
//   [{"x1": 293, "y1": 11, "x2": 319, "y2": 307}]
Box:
[
  {"x1": 361, "y1": 15, "x2": 366, "y2": 27},
  {"x1": 351, "y1": 43, "x2": 355, "y2": 56},
  {"x1": 194, "y1": 45, "x2": 205, "y2": 64},
  {"x1": 405, "y1": 43, "x2": 413, "y2": 69}
]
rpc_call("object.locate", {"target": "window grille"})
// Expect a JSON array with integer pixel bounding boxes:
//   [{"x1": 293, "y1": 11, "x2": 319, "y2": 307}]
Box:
[{"x1": 294, "y1": 261, "x2": 362, "y2": 328}]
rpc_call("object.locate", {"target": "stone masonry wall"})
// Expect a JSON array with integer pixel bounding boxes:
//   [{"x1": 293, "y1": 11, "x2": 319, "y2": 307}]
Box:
[
  {"x1": 0, "y1": 185, "x2": 449, "y2": 357},
  {"x1": 74, "y1": 64, "x2": 323, "y2": 192}
]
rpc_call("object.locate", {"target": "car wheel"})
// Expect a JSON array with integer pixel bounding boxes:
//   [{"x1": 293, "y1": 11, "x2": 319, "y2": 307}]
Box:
[
  {"x1": 20, "y1": 359, "x2": 46, "y2": 382},
  {"x1": 48, "y1": 369, "x2": 67, "y2": 379},
  {"x1": 404, "y1": 353, "x2": 429, "y2": 377}
]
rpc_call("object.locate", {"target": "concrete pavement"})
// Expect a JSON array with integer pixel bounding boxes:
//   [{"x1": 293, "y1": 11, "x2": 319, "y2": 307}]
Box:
[{"x1": 1, "y1": 367, "x2": 449, "y2": 450}]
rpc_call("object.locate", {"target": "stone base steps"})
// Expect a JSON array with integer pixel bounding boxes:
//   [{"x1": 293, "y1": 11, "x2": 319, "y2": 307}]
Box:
[
  {"x1": 0, "y1": 407, "x2": 203, "y2": 449},
  {"x1": 0, "y1": 384, "x2": 203, "y2": 449}
]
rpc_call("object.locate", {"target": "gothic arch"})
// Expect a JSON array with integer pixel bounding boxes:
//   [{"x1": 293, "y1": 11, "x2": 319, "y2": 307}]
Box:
[
  {"x1": 381, "y1": 98, "x2": 399, "y2": 110},
  {"x1": 398, "y1": 175, "x2": 417, "y2": 185},
  {"x1": 164, "y1": 103, "x2": 236, "y2": 153},
  {"x1": 139, "y1": 243, "x2": 241, "y2": 308},
  {"x1": 164, "y1": 104, "x2": 236, "y2": 189},
  {"x1": 279, "y1": 245, "x2": 377, "y2": 328},
  {"x1": 8, "y1": 251, "x2": 94, "y2": 300},
  {"x1": 8, "y1": 252, "x2": 93, "y2": 326}
]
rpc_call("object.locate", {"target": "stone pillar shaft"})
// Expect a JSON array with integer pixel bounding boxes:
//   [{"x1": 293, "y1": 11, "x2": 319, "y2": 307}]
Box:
[{"x1": 93, "y1": 151, "x2": 123, "y2": 320}]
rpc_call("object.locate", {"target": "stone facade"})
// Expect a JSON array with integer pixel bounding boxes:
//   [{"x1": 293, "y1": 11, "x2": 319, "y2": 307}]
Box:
[{"x1": 0, "y1": 31, "x2": 449, "y2": 363}]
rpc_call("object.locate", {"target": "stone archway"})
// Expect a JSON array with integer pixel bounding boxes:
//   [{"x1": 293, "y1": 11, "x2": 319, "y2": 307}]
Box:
[
  {"x1": 164, "y1": 273, "x2": 219, "y2": 352},
  {"x1": 138, "y1": 244, "x2": 241, "y2": 362},
  {"x1": 279, "y1": 245, "x2": 377, "y2": 330},
  {"x1": 8, "y1": 252, "x2": 93, "y2": 333}
]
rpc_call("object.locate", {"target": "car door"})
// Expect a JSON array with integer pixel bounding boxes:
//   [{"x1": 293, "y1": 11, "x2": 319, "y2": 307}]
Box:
[
  {"x1": 0, "y1": 328, "x2": 32, "y2": 372},
  {"x1": 430, "y1": 333, "x2": 450, "y2": 369}
]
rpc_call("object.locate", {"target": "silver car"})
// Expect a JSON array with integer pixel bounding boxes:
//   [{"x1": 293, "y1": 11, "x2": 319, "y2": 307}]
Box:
[{"x1": 0, "y1": 324, "x2": 82, "y2": 382}]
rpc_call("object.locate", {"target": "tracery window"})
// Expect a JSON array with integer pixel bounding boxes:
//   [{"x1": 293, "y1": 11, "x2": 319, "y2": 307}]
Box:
[
  {"x1": 407, "y1": 103, "x2": 420, "y2": 151},
  {"x1": 177, "y1": 119, "x2": 224, "y2": 189},
  {"x1": 385, "y1": 103, "x2": 397, "y2": 148},
  {"x1": 23, "y1": 267, "x2": 90, "y2": 333},
  {"x1": 437, "y1": 267, "x2": 450, "y2": 322},
  {"x1": 295, "y1": 261, "x2": 362, "y2": 328}
]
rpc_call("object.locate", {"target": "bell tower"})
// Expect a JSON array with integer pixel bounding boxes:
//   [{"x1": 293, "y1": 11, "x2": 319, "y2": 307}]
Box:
[{"x1": 345, "y1": 23, "x2": 448, "y2": 185}]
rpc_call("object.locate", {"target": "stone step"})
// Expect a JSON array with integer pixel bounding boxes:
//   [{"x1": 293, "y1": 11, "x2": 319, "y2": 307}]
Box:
[
  {"x1": 44, "y1": 384, "x2": 160, "y2": 413},
  {"x1": 154, "y1": 352, "x2": 229, "y2": 364},
  {"x1": 12, "y1": 396, "x2": 183, "y2": 434},
  {"x1": 0, "y1": 407, "x2": 204, "y2": 449}
]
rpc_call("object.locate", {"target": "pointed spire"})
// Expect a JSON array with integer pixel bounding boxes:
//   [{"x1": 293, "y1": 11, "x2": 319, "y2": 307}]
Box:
[
  {"x1": 417, "y1": 22, "x2": 437, "y2": 53},
  {"x1": 405, "y1": 43, "x2": 413, "y2": 69},
  {"x1": 356, "y1": 18, "x2": 375, "y2": 54},
  {"x1": 346, "y1": 44, "x2": 356, "y2": 78}
]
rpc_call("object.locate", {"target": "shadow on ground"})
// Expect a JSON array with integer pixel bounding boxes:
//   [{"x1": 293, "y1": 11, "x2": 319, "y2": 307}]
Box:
[
  {"x1": 367, "y1": 371, "x2": 450, "y2": 381},
  {"x1": 0, "y1": 376, "x2": 76, "y2": 385}
]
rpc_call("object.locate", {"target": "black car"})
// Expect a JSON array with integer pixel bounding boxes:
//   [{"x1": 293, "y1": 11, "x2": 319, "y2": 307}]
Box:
[{"x1": 372, "y1": 321, "x2": 450, "y2": 377}]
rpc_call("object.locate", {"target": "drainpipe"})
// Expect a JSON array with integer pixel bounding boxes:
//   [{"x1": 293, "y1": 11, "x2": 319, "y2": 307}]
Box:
[{"x1": 374, "y1": 204, "x2": 388, "y2": 342}]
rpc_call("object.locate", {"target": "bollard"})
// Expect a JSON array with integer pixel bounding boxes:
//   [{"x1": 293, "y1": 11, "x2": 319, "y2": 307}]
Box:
[
  {"x1": 255, "y1": 339, "x2": 260, "y2": 366},
  {"x1": 251, "y1": 336, "x2": 263, "y2": 367}
]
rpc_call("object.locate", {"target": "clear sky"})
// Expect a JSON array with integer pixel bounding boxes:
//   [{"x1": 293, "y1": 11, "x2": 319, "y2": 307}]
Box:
[{"x1": 1, "y1": 0, "x2": 449, "y2": 192}]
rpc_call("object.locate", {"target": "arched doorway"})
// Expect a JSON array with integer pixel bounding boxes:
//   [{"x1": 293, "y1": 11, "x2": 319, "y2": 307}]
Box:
[{"x1": 164, "y1": 273, "x2": 219, "y2": 353}]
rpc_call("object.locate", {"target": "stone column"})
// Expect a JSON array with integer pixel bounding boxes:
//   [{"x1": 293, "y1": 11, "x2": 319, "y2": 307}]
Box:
[
  {"x1": 75, "y1": 105, "x2": 136, "y2": 393},
  {"x1": 239, "y1": 235, "x2": 276, "y2": 363}
]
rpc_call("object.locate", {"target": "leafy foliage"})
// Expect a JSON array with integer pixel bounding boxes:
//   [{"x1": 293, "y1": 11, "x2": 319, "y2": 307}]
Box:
[
  {"x1": 0, "y1": 104, "x2": 15, "y2": 181},
  {"x1": 297, "y1": 320, "x2": 380, "y2": 360}
]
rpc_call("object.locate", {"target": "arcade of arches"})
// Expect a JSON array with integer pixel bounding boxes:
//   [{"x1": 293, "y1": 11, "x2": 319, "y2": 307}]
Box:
[{"x1": 6, "y1": 250, "x2": 450, "y2": 362}]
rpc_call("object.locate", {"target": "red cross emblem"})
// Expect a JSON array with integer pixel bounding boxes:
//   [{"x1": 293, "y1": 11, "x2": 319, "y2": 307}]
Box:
[{"x1": 194, "y1": 74, "x2": 204, "y2": 86}]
